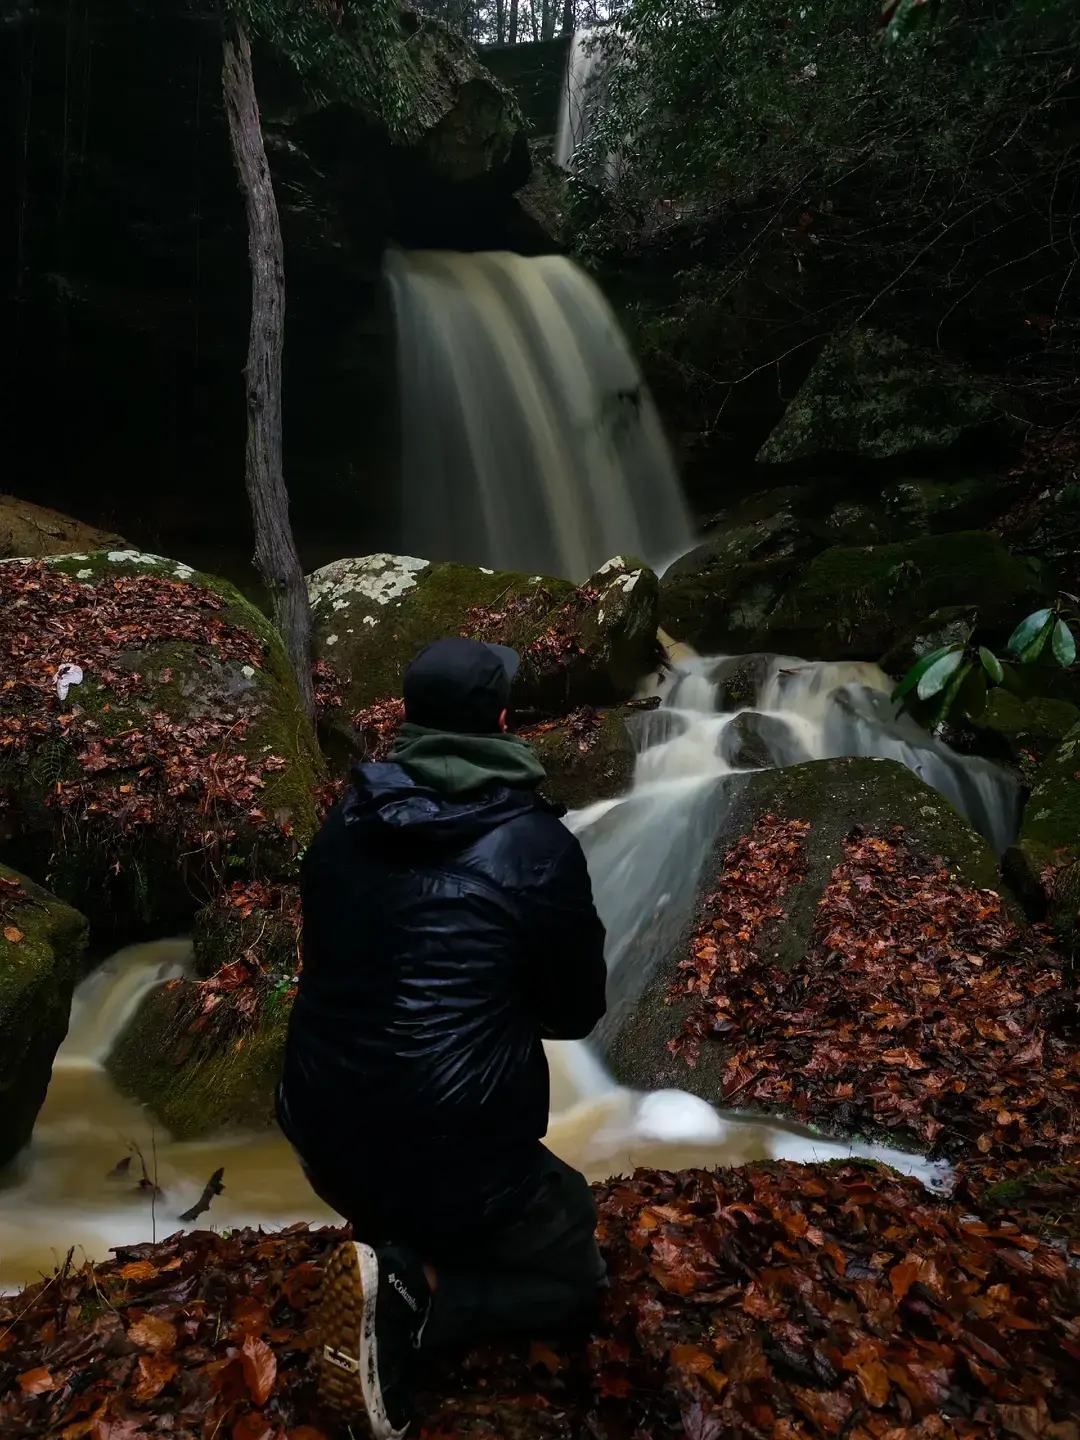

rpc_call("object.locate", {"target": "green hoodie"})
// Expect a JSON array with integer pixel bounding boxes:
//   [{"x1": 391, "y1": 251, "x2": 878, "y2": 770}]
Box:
[{"x1": 389, "y1": 723, "x2": 548, "y2": 798}]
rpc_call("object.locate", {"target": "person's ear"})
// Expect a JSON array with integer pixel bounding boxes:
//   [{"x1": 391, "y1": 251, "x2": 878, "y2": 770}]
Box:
[{"x1": 499, "y1": 708, "x2": 508, "y2": 733}]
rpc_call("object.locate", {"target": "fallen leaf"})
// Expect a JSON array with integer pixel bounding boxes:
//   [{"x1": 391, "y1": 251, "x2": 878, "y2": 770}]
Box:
[
  {"x1": 241, "y1": 1332, "x2": 277, "y2": 1406},
  {"x1": 3, "y1": 926, "x2": 24, "y2": 943},
  {"x1": 133, "y1": 1353, "x2": 178, "y2": 1402},
  {"x1": 127, "y1": 1314, "x2": 178, "y2": 1352},
  {"x1": 19, "y1": 1367, "x2": 56, "y2": 1395}
]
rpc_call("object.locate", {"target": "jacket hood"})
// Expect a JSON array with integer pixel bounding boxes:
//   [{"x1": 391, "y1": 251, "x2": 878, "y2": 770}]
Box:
[{"x1": 344, "y1": 761, "x2": 555, "y2": 849}]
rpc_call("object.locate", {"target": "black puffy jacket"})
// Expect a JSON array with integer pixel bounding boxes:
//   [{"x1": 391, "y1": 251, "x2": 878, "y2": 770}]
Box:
[{"x1": 278, "y1": 761, "x2": 607, "y2": 1174}]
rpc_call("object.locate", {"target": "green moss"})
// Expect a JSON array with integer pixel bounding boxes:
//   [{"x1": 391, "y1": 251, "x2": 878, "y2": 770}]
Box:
[
  {"x1": 660, "y1": 556, "x2": 800, "y2": 654},
  {"x1": 0, "y1": 865, "x2": 89, "y2": 1166},
  {"x1": 528, "y1": 708, "x2": 636, "y2": 811},
  {"x1": 5, "y1": 551, "x2": 324, "y2": 939},
  {"x1": 972, "y1": 689, "x2": 1080, "y2": 766},
  {"x1": 769, "y1": 531, "x2": 1051, "y2": 661},
  {"x1": 1008, "y1": 724, "x2": 1080, "y2": 898},
  {"x1": 107, "y1": 977, "x2": 290, "y2": 1139}
]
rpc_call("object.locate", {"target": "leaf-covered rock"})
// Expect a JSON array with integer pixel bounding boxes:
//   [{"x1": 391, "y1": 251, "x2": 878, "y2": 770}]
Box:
[
  {"x1": 0, "y1": 552, "x2": 324, "y2": 942},
  {"x1": 520, "y1": 706, "x2": 640, "y2": 811},
  {"x1": 757, "y1": 328, "x2": 1003, "y2": 464},
  {"x1": 107, "y1": 882, "x2": 301, "y2": 1139},
  {"x1": 605, "y1": 757, "x2": 1019, "y2": 1119},
  {"x1": 309, "y1": 554, "x2": 660, "y2": 766},
  {"x1": 0, "y1": 865, "x2": 88, "y2": 1168}
]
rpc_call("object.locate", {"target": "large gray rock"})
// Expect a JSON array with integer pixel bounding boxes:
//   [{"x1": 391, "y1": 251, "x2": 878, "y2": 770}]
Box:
[
  {"x1": 757, "y1": 327, "x2": 1003, "y2": 464},
  {"x1": 0, "y1": 866, "x2": 88, "y2": 1168},
  {"x1": 308, "y1": 554, "x2": 660, "y2": 762},
  {"x1": 602, "y1": 757, "x2": 1007, "y2": 1102}
]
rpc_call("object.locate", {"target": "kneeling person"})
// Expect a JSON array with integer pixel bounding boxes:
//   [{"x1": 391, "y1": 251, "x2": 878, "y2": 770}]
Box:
[{"x1": 278, "y1": 637, "x2": 608, "y2": 1438}]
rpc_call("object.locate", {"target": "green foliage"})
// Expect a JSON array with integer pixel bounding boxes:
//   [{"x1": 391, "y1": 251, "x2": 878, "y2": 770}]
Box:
[
  {"x1": 575, "y1": 0, "x2": 1076, "y2": 230},
  {"x1": 894, "y1": 598, "x2": 1078, "y2": 727},
  {"x1": 225, "y1": 0, "x2": 425, "y2": 137}
]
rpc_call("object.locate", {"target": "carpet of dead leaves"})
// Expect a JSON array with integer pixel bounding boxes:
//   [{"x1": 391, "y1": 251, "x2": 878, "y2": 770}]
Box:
[
  {"x1": 0, "y1": 561, "x2": 291, "y2": 848},
  {"x1": 2, "y1": 1162, "x2": 1078, "y2": 1440},
  {"x1": 672, "y1": 819, "x2": 1080, "y2": 1192}
]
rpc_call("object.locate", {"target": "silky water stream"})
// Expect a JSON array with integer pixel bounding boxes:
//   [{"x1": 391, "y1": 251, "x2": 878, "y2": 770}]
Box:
[{"x1": 2, "y1": 651, "x2": 1016, "y2": 1291}]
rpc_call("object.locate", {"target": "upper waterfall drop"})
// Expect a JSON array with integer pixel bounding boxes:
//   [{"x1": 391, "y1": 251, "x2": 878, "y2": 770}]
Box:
[{"x1": 386, "y1": 249, "x2": 691, "y2": 582}]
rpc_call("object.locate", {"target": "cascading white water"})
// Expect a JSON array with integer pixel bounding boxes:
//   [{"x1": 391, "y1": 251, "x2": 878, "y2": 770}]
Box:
[
  {"x1": 568, "y1": 648, "x2": 1020, "y2": 1030},
  {"x1": 554, "y1": 27, "x2": 619, "y2": 175},
  {"x1": 387, "y1": 249, "x2": 690, "y2": 581}
]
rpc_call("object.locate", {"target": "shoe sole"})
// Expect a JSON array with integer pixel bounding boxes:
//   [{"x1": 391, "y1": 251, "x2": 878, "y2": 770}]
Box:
[{"x1": 318, "y1": 1241, "x2": 404, "y2": 1439}]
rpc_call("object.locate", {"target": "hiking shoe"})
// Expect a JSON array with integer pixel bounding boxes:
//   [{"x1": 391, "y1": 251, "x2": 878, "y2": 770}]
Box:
[{"x1": 318, "y1": 1241, "x2": 431, "y2": 1439}]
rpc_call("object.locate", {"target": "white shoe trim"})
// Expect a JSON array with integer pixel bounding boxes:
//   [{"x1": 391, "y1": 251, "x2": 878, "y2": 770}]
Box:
[{"x1": 353, "y1": 1243, "x2": 408, "y2": 1440}]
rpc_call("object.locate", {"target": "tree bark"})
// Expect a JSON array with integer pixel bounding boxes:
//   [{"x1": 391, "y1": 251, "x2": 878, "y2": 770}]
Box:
[
  {"x1": 496, "y1": 0, "x2": 507, "y2": 44},
  {"x1": 560, "y1": 0, "x2": 575, "y2": 35},
  {"x1": 221, "y1": 20, "x2": 315, "y2": 724},
  {"x1": 541, "y1": 0, "x2": 555, "y2": 42},
  {"x1": 509, "y1": 0, "x2": 519, "y2": 43}
]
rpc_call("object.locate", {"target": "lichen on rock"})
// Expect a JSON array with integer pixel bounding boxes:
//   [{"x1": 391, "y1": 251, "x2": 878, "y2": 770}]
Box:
[
  {"x1": 0, "y1": 865, "x2": 89, "y2": 1167},
  {"x1": 757, "y1": 327, "x2": 1003, "y2": 464},
  {"x1": 309, "y1": 553, "x2": 659, "y2": 766}
]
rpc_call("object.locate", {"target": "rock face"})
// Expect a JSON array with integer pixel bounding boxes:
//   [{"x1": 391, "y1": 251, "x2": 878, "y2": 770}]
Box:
[
  {"x1": 757, "y1": 328, "x2": 1002, "y2": 464},
  {"x1": 971, "y1": 689, "x2": 1080, "y2": 768},
  {"x1": 603, "y1": 756, "x2": 1006, "y2": 1098},
  {"x1": 0, "y1": 866, "x2": 89, "y2": 1168},
  {"x1": 660, "y1": 530, "x2": 1048, "y2": 663},
  {"x1": 1007, "y1": 723, "x2": 1080, "y2": 904},
  {"x1": 768, "y1": 532, "x2": 1049, "y2": 661},
  {"x1": 0, "y1": 552, "x2": 324, "y2": 941},
  {"x1": 0, "y1": 497, "x2": 127, "y2": 561},
  {"x1": 309, "y1": 553, "x2": 660, "y2": 763}
]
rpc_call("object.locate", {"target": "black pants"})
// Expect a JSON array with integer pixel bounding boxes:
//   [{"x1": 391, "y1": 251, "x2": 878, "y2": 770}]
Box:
[{"x1": 303, "y1": 1144, "x2": 607, "y2": 1353}]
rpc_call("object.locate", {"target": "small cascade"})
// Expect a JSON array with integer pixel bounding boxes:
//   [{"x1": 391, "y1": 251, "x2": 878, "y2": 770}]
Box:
[
  {"x1": 569, "y1": 648, "x2": 1019, "y2": 1039},
  {"x1": 387, "y1": 249, "x2": 690, "y2": 580}
]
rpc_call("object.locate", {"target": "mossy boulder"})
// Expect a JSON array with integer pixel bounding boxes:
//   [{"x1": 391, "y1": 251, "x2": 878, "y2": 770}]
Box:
[
  {"x1": 822, "y1": 476, "x2": 1013, "y2": 547},
  {"x1": 0, "y1": 865, "x2": 89, "y2": 1167},
  {"x1": 765, "y1": 532, "x2": 1050, "y2": 661},
  {"x1": 0, "y1": 551, "x2": 324, "y2": 941},
  {"x1": 522, "y1": 707, "x2": 638, "y2": 811},
  {"x1": 1005, "y1": 723, "x2": 1080, "y2": 925},
  {"x1": 602, "y1": 756, "x2": 1006, "y2": 1099},
  {"x1": 0, "y1": 496, "x2": 126, "y2": 560},
  {"x1": 971, "y1": 688, "x2": 1080, "y2": 768},
  {"x1": 107, "y1": 886, "x2": 299, "y2": 1138},
  {"x1": 107, "y1": 974, "x2": 291, "y2": 1139},
  {"x1": 757, "y1": 328, "x2": 1002, "y2": 464},
  {"x1": 309, "y1": 553, "x2": 659, "y2": 762},
  {"x1": 660, "y1": 555, "x2": 801, "y2": 656}
]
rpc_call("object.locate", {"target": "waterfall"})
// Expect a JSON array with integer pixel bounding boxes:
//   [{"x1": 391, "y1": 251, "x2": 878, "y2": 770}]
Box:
[
  {"x1": 387, "y1": 249, "x2": 689, "y2": 581},
  {"x1": 554, "y1": 27, "x2": 618, "y2": 174}
]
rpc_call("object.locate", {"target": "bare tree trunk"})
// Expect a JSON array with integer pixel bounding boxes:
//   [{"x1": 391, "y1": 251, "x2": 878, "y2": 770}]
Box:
[
  {"x1": 541, "y1": 0, "x2": 555, "y2": 41},
  {"x1": 509, "y1": 0, "x2": 519, "y2": 42},
  {"x1": 496, "y1": 0, "x2": 506, "y2": 43},
  {"x1": 560, "y1": 0, "x2": 575, "y2": 35},
  {"x1": 221, "y1": 20, "x2": 315, "y2": 724}
]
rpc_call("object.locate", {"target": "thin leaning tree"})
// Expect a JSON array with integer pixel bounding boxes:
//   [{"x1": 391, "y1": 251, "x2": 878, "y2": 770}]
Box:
[
  {"x1": 221, "y1": 17, "x2": 314, "y2": 720},
  {"x1": 218, "y1": 0, "x2": 421, "y2": 723}
]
